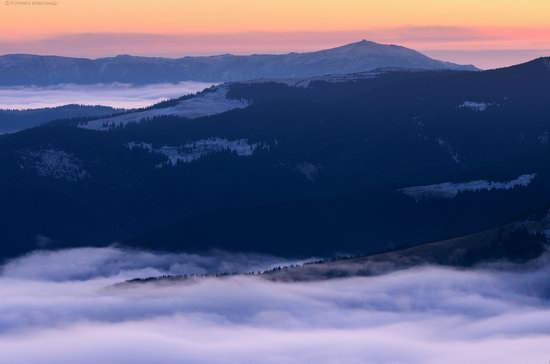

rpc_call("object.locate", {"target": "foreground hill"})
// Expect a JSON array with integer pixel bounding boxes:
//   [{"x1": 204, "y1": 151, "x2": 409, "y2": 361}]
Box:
[
  {"x1": 0, "y1": 40, "x2": 477, "y2": 86},
  {"x1": 125, "y1": 207, "x2": 550, "y2": 284},
  {"x1": 1, "y1": 58, "x2": 550, "y2": 258},
  {"x1": 264, "y1": 219, "x2": 550, "y2": 281},
  {"x1": 127, "y1": 218, "x2": 550, "y2": 284}
]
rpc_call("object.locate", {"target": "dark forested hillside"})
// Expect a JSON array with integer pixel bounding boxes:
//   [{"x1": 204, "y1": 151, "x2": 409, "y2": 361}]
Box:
[{"x1": 1, "y1": 58, "x2": 550, "y2": 259}]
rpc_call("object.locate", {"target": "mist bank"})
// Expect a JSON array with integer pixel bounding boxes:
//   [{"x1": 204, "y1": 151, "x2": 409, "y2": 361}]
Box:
[
  {"x1": 0, "y1": 82, "x2": 214, "y2": 110},
  {"x1": 1, "y1": 247, "x2": 550, "y2": 363}
]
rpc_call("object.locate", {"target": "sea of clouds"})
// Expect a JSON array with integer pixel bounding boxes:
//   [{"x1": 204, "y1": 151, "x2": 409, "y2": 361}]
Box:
[
  {"x1": 1, "y1": 247, "x2": 550, "y2": 364},
  {"x1": 0, "y1": 82, "x2": 215, "y2": 110}
]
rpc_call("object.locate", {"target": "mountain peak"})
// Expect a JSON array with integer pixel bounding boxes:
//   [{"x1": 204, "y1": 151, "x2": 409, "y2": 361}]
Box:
[
  {"x1": 340, "y1": 39, "x2": 382, "y2": 49},
  {"x1": 321, "y1": 40, "x2": 478, "y2": 71},
  {"x1": 356, "y1": 39, "x2": 376, "y2": 45}
]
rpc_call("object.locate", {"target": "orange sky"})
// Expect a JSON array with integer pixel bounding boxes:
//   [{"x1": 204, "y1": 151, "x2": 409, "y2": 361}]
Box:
[{"x1": 1, "y1": 0, "x2": 549, "y2": 68}]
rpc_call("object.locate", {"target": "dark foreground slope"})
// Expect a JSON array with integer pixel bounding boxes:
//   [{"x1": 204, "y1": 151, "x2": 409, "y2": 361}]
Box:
[
  {"x1": 264, "y1": 221, "x2": 550, "y2": 281},
  {"x1": 126, "y1": 212, "x2": 550, "y2": 284},
  {"x1": 1, "y1": 58, "x2": 550, "y2": 259}
]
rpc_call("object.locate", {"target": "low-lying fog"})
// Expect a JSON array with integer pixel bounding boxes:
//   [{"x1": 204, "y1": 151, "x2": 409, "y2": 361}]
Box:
[
  {"x1": 0, "y1": 82, "x2": 215, "y2": 110},
  {"x1": 1, "y1": 247, "x2": 550, "y2": 364}
]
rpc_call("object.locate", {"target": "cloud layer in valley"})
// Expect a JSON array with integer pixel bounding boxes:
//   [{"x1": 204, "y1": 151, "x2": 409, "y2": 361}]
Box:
[
  {"x1": 0, "y1": 82, "x2": 214, "y2": 110},
  {"x1": 1, "y1": 247, "x2": 550, "y2": 364}
]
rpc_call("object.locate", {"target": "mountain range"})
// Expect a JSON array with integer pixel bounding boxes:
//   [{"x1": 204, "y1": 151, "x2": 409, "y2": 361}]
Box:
[
  {"x1": 1, "y1": 56, "x2": 549, "y2": 260},
  {"x1": 0, "y1": 40, "x2": 477, "y2": 86}
]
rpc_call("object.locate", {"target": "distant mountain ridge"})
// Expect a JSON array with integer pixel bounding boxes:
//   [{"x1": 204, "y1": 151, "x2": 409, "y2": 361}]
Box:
[{"x1": 0, "y1": 40, "x2": 478, "y2": 86}]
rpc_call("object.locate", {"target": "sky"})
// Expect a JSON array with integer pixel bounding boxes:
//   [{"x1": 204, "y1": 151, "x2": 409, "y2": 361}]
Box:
[{"x1": 0, "y1": 0, "x2": 550, "y2": 68}]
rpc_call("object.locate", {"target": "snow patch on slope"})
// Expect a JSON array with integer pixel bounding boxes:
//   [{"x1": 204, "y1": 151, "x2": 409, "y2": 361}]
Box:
[
  {"x1": 19, "y1": 149, "x2": 89, "y2": 182},
  {"x1": 297, "y1": 162, "x2": 322, "y2": 181},
  {"x1": 79, "y1": 87, "x2": 250, "y2": 131},
  {"x1": 458, "y1": 101, "x2": 492, "y2": 112},
  {"x1": 399, "y1": 173, "x2": 536, "y2": 201},
  {"x1": 436, "y1": 138, "x2": 460, "y2": 163},
  {"x1": 127, "y1": 138, "x2": 266, "y2": 166}
]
